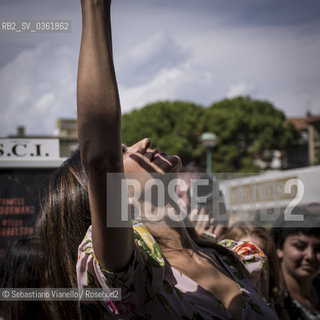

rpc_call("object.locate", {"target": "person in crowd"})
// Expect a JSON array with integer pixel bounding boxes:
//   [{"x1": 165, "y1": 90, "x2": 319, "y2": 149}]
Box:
[
  {"x1": 0, "y1": 237, "x2": 53, "y2": 320},
  {"x1": 177, "y1": 163, "x2": 228, "y2": 241},
  {"x1": 74, "y1": 1, "x2": 278, "y2": 319},
  {"x1": 222, "y1": 221, "x2": 284, "y2": 308},
  {"x1": 271, "y1": 212, "x2": 320, "y2": 320}
]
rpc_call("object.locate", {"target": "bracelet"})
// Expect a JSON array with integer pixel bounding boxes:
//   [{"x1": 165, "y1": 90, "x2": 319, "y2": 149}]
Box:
[{"x1": 202, "y1": 230, "x2": 217, "y2": 241}]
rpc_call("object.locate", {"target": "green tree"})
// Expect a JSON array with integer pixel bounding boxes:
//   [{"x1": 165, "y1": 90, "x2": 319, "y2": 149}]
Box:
[
  {"x1": 121, "y1": 97, "x2": 300, "y2": 172},
  {"x1": 203, "y1": 96, "x2": 300, "y2": 172},
  {"x1": 122, "y1": 100, "x2": 206, "y2": 165}
]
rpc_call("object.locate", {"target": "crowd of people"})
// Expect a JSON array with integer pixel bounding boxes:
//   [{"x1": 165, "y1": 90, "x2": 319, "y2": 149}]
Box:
[{"x1": 1, "y1": 1, "x2": 320, "y2": 319}]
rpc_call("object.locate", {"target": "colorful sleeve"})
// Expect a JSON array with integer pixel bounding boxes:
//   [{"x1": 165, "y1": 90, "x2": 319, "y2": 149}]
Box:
[
  {"x1": 76, "y1": 223, "x2": 165, "y2": 315},
  {"x1": 218, "y1": 239, "x2": 269, "y2": 298}
]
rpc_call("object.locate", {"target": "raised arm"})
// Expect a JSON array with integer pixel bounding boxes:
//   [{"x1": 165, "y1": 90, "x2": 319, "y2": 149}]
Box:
[{"x1": 77, "y1": 0, "x2": 134, "y2": 272}]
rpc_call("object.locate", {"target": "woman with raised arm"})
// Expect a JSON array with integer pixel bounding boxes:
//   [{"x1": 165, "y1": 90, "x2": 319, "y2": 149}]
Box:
[{"x1": 75, "y1": 1, "x2": 278, "y2": 319}]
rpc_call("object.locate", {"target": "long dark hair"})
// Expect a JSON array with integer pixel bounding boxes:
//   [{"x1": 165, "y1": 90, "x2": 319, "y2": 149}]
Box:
[
  {"x1": 0, "y1": 236, "x2": 53, "y2": 320},
  {"x1": 270, "y1": 210, "x2": 320, "y2": 249},
  {"x1": 36, "y1": 149, "x2": 102, "y2": 320}
]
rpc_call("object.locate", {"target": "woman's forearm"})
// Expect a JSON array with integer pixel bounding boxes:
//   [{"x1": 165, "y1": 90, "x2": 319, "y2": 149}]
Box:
[
  {"x1": 77, "y1": 0, "x2": 122, "y2": 171},
  {"x1": 77, "y1": 0, "x2": 134, "y2": 272}
]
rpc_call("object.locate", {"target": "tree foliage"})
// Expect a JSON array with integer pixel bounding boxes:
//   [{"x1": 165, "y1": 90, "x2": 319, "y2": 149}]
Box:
[
  {"x1": 204, "y1": 97, "x2": 300, "y2": 171},
  {"x1": 122, "y1": 101, "x2": 206, "y2": 165},
  {"x1": 121, "y1": 97, "x2": 300, "y2": 172}
]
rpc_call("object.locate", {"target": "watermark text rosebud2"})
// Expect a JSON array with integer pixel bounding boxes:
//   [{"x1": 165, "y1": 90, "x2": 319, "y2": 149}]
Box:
[{"x1": 106, "y1": 172, "x2": 318, "y2": 228}]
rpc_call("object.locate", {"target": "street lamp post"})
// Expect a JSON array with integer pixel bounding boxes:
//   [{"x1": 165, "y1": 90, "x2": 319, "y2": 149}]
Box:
[{"x1": 200, "y1": 132, "x2": 217, "y2": 173}]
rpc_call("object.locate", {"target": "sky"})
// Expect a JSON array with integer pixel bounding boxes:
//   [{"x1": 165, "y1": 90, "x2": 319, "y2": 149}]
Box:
[{"x1": 0, "y1": 0, "x2": 320, "y2": 136}]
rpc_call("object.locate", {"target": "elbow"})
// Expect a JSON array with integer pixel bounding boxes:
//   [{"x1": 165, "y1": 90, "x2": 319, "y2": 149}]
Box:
[{"x1": 80, "y1": 141, "x2": 122, "y2": 174}]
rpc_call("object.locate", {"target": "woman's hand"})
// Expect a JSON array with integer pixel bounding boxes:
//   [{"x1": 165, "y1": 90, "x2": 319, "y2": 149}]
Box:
[{"x1": 189, "y1": 207, "x2": 227, "y2": 241}]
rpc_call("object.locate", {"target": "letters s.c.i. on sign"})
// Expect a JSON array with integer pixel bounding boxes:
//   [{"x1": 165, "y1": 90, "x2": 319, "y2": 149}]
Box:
[{"x1": 0, "y1": 139, "x2": 60, "y2": 160}]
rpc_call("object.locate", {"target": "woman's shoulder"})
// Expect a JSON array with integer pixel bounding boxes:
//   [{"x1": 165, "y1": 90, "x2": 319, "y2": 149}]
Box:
[
  {"x1": 78, "y1": 222, "x2": 165, "y2": 268},
  {"x1": 132, "y1": 221, "x2": 165, "y2": 267}
]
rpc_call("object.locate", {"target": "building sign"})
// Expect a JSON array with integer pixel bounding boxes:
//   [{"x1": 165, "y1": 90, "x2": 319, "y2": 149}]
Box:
[
  {"x1": 230, "y1": 176, "x2": 298, "y2": 206},
  {"x1": 0, "y1": 168, "x2": 56, "y2": 258},
  {"x1": 0, "y1": 139, "x2": 63, "y2": 258},
  {"x1": 0, "y1": 138, "x2": 60, "y2": 160}
]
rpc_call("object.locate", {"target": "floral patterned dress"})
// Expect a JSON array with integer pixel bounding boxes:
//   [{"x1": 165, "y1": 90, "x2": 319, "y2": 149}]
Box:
[{"x1": 77, "y1": 222, "x2": 278, "y2": 319}]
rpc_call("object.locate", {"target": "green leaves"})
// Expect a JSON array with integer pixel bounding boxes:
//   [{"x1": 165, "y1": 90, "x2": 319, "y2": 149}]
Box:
[
  {"x1": 122, "y1": 100, "x2": 205, "y2": 166},
  {"x1": 122, "y1": 97, "x2": 300, "y2": 172}
]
